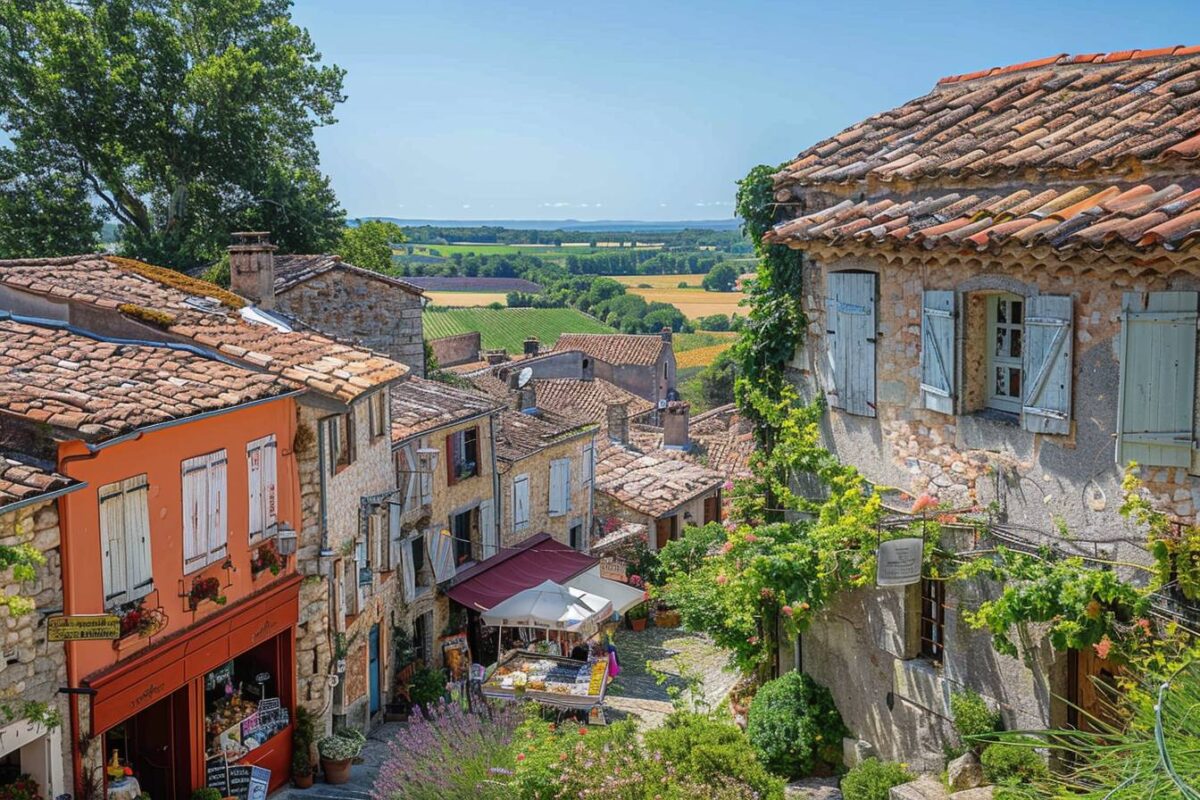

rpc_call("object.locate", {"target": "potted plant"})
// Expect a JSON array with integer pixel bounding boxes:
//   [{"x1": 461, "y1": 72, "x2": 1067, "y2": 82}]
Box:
[
  {"x1": 250, "y1": 539, "x2": 284, "y2": 577},
  {"x1": 409, "y1": 666, "x2": 449, "y2": 718},
  {"x1": 626, "y1": 602, "x2": 648, "y2": 631},
  {"x1": 291, "y1": 751, "x2": 313, "y2": 789},
  {"x1": 317, "y1": 732, "x2": 362, "y2": 784},
  {"x1": 291, "y1": 706, "x2": 316, "y2": 788}
]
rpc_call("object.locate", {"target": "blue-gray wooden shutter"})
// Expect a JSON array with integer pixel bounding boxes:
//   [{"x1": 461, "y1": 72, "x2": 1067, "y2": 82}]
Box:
[
  {"x1": 1117, "y1": 291, "x2": 1198, "y2": 467},
  {"x1": 920, "y1": 290, "x2": 956, "y2": 415},
  {"x1": 1021, "y1": 295, "x2": 1074, "y2": 435},
  {"x1": 825, "y1": 272, "x2": 876, "y2": 417}
]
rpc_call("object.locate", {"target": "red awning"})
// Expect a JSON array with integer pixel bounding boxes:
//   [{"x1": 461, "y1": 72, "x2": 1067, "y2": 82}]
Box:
[{"x1": 446, "y1": 533, "x2": 598, "y2": 612}]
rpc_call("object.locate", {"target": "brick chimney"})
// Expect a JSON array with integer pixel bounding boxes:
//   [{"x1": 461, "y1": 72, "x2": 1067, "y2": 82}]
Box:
[
  {"x1": 663, "y1": 401, "x2": 690, "y2": 450},
  {"x1": 228, "y1": 232, "x2": 277, "y2": 309},
  {"x1": 523, "y1": 337, "x2": 540, "y2": 356},
  {"x1": 660, "y1": 326, "x2": 673, "y2": 343},
  {"x1": 606, "y1": 402, "x2": 629, "y2": 445}
]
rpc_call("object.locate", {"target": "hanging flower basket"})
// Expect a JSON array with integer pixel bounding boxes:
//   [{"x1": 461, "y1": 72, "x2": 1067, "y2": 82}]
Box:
[{"x1": 189, "y1": 576, "x2": 227, "y2": 610}]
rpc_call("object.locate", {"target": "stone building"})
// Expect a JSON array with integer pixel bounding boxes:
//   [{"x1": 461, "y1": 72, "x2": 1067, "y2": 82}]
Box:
[
  {"x1": 0, "y1": 456, "x2": 81, "y2": 800},
  {"x1": 389, "y1": 376, "x2": 502, "y2": 670},
  {"x1": 232, "y1": 242, "x2": 426, "y2": 376},
  {"x1": 551, "y1": 331, "x2": 678, "y2": 406},
  {"x1": 762, "y1": 45, "x2": 1200, "y2": 768}
]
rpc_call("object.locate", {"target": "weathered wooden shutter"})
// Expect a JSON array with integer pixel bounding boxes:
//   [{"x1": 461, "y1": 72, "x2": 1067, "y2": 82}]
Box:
[
  {"x1": 419, "y1": 437, "x2": 433, "y2": 505},
  {"x1": 389, "y1": 501, "x2": 403, "y2": 569},
  {"x1": 1117, "y1": 291, "x2": 1198, "y2": 467},
  {"x1": 182, "y1": 455, "x2": 209, "y2": 573},
  {"x1": 549, "y1": 460, "x2": 568, "y2": 516},
  {"x1": 99, "y1": 481, "x2": 128, "y2": 606},
  {"x1": 445, "y1": 433, "x2": 457, "y2": 487},
  {"x1": 1021, "y1": 295, "x2": 1074, "y2": 435},
  {"x1": 513, "y1": 475, "x2": 530, "y2": 528},
  {"x1": 263, "y1": 436, "x2": 278, "y2": 532},
  {"x1": 825, "y1": 272, "x2": 877, "y2": 417},
  {"x1": 480, "y1": 499, "x2": 496, "y2": 558},
  {"x1": 920, "y1": 290, "x2": 956, "y2": 415},
  {"x1": 400, "y1": 536, "x2": 417, "y2": 602},
  {"x1": 207, "y1": 452, "x2": 228, "y2": 565},
  {"x1": 582, "y1": 442, "x2": 594, "y2": 487},
  {"x1": 124, "y1": 476, "x2": 154, "y2": 600},
  {"x1": 427, "y1": 528, "x2": 457, "y2": 583},
  {"x1": 247, "y1": 439, "x2": 264, "y2": 540}
]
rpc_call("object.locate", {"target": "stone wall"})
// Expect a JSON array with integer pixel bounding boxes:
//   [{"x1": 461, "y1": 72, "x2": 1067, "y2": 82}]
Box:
[
  {"x1": 498, "y1": 431, "x2": 595, "y2": 549},
  {"x1": 0, "y1": 499, "x2": 69, "y2": 798},
  {"x1": 592, "y1": 488, "x2": 714, "y2": 551},
  {"x1": 429, "y1": 332, "x2": 481, "y2": 368},
  {"x1": 276, "y1": 268, "x2": 425, "y2": 376}
]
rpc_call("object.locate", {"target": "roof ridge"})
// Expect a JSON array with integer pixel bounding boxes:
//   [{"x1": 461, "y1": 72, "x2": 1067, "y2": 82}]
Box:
[{"x1": 937, "y1": 44, "x2": 1200, "y2": 86}]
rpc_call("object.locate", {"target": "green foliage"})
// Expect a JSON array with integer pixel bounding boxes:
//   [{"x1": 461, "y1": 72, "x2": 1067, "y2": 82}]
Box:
[
  {"x1": 317, "y1": 733, "x2": 362, "y2": 761},
  {"x1": 697, "y1": 313, "x2": 733, "y2": 331},
  {"x1": 658, "y1": 523, "x2": 726, "y2": 579},
  {"x1": 979, "y1": 739, "x2": 1049, "y2": 787},
  {"x1": 422, "y1": 307, "x2": 614, "y2": 353},
  {"x1": 410, "y1": 666, "x2": 449, "y2": 709},
  {"x1": 840, "y1": 759, "x2": 914, "y2": 800},
  {"x1": 1121, "y1": 466, "x2": 1200, "y2": 601},
  {"x1": 0, "y1": 699, "x2": 61, "y2": 731},
  {"x1": 697, "y1": 349, "x2": 738, "y2": 408},
  {"x1": 336, "y1": 220, "x2": 406, "y2": 273},
  {"x1": 702, "y1": 263, "x2": 740, "y2": 292},
  {"x1": 746, "y1": 672, "x2": 847, "y2": 779},
  {"x1": 950, "y1": 690, "x2": 1001, "y2": 748},
  {"x1": 0, "y1": 0, "x2": 347, "y2": 269},
  {"x1": 0, "y1": 544, "x2": 46, "y2": 615},
  {"x1": 190, "y1": 789, "x2": 222, "y2": 800},
  {"x1": 645, "y1": 712, "x2": 784, "y2": 800}
]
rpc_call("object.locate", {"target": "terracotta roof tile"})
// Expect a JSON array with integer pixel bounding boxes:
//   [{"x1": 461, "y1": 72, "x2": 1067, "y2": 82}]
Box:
[
  {"x1": 0, "y1": 451, "x2": 78, "y2": 510},
  {"x1": 0, "y1": 255, "x2": 406, "y2": 402},
  {"x1": 551, "y1": 333, "x2": 668, "y2": 367},
  {"x1": 0, "y1": 317, "x2": 296, "y2": 442},
  {"x1": 593, "y1": 438, "x2": 724, "y2": 518},
  {"x1": 389, "y1": 377, "x2": 499, "y2": 442},
  {"x1": 493, "y1": 409, "x2": 595, "y2": 463},
  {"x1": 776, "y1": 46, "x2": 1200, "y2": 191}
]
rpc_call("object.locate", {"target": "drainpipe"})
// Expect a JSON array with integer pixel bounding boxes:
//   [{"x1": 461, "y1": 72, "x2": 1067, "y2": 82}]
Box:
[
  {"x1": 586, "y1": 430, "x2": 596, "y2": 553},
  {"x1": 489, "y1": 412, "x2": 501, "y2": 556}
]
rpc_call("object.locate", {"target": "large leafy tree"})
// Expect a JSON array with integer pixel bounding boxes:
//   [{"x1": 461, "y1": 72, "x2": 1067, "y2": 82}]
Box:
[
  {"x1": 0, "y1": 0, "x2": 347, "y2": 268},
  {"x1": 335, "y1": 220, "x2": 405, "y2": 273}
]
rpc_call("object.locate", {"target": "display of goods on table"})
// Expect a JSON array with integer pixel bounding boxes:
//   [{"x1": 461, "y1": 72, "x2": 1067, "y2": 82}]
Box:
[{"x1": 482, "y1": 650, "x2": 610, "y2": 708}]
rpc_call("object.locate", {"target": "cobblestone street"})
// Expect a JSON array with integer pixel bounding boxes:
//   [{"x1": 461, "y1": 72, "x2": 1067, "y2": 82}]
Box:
[{"x1": 604, "y1": 623, "x2": 738, "y2": 729}]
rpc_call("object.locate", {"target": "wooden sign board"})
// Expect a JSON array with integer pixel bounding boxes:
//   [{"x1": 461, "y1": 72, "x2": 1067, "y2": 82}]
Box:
[
  {"x1": 47, "y1": 614, "x2": 120, "y2": 641},
  {"x1": 599, "y1": 557, "x2": 628, "y2": 583}
]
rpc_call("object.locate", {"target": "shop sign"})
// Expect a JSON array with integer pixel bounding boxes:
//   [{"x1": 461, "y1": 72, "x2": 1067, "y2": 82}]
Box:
[
  {"x1": 47, "y1": 614, "x2": 120, "y2": 641},
  {"x1": 599, "y1": 558, "x2": 628, "y2": 583},
  {"x1": 440, "y1": 631, "x2": 471, "y2": 681},
  {"x1": 876, "y1": 537, "x2": 924, "y2": 587},
  {"x1": 206, "y1": 761, "x2": 270, "y2": 800}
]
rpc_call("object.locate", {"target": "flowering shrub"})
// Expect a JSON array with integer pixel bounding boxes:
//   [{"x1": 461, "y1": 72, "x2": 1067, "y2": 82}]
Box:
[
  {"x1": 373, "y1": 698, "x2": 521, "y2": 800},
  {"x1": 840, "y1": 759, "x2": 912, "y2": 800},
  {"x1": 0, "y1": 775, "x2": 42, "y2": 800}
]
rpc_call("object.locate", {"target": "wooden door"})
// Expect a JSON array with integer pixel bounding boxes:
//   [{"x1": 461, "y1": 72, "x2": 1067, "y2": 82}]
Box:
[
  {"x1": 703, "y1": 495, "x2": 721, "y2": 524},
  {"x1": 1068, "y1": 648, "x2": 1121, "y2": 733},
  {"x1": 655, "y1": 517, "x2": 673, "y2": 550}
]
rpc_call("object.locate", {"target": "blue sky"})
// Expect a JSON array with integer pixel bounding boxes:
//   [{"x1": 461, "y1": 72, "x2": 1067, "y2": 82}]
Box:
[{"x1": 292, "y1": 0, "x2": 1198, "y2": 221}]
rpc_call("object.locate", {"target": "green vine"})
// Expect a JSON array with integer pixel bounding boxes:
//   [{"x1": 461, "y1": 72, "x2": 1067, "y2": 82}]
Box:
[
  {"x1": 0, "y1": 544, "x2": 45, "y2": 616},
  {"x1": 0, "y1": 698, "x2": 62, "y2": 730},
  {"x1": 1120, "y1": 465, "x2": 1200, "y2": 601}
]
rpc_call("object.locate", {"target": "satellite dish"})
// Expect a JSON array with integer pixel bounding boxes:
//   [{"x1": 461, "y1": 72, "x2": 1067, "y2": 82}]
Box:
[{"x1": 517, "y1": 367, "x2": 533, "y2": 388}]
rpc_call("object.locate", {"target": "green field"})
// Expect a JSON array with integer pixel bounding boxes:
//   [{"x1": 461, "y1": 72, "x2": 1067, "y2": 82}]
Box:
[
  {"x1": 398, "y1": 242, "x2": 663, "y2": 260},
  {"x1": 423, "y1": 307, "x2": 615, "y2": 353}
]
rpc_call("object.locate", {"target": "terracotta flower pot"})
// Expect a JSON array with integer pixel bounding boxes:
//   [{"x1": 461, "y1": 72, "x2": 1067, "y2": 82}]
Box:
[
  {"x1": 629, "y1": 617, "x2": 647, "y2": 631},
  {"x1": 322, "y1": 758, "x2": 352, "y2": 784},
  {"x1": 294, "y1": 773, "x2": 314, "y2": 789}
]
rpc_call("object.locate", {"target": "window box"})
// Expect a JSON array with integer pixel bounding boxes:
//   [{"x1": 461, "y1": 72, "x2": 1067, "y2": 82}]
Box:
[
  {"x1": 115, "y1": 599, "x2": 167, "y2": 642},
  {"x1": 187, "y1": 576, "x2": 228, "y2": 611},
  {"x1": 250, "y1": 539, "x2": 285, "y2": 578}
]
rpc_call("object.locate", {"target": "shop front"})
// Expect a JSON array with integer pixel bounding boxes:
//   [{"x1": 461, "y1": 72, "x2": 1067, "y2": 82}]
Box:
[{"x1": 82, "y1": 576, "x2": 301, "y2": 800}]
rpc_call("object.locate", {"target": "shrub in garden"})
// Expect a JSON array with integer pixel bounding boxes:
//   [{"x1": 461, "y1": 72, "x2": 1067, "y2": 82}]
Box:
[
  {"x1": 950, "y1": 689, "x2": 1001, "y2": 749},
  {"x1": 839, "y1": 759, "x2": 912, "y2": 800},
  {"x1": 980, "y1": 739, "x2": 1049, "y2": 787},
  {"x1": 409, "y1": 666, "x2": 449, "y2": 713},
  {"x1": 512, "y1": 716, "x2": 647, "y2": 800},
  {"x1": 645, "y1": 712, "x2": 784, "y2": 800},
  {"x1": 373, "y1": 698, "x2": 522, "y2": 800},
  {"x1": 746, "y1": 672, "x2": 847, "y2": 778}
]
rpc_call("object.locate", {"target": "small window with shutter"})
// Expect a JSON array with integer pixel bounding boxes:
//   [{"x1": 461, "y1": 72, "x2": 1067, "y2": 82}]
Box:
[
  {"x1": 99, "y1": 475, "x2": 154, "y2": 610},
  {"x1": 182, "y1": 450, "x2": 228, "y2": 573},
  {"x1": 1117, "y1": 291, "x2": 1198, "y2": 468},
  {"x1": 1020, "y1": 295, "x2": 1073, "y2": 435},
  {"x1": 549, "y1": 459, "x2": 570, "y2": 517},
  {"x1": 824, "y1": 272, "x2": 877, "y2": 417},
  {"x1": 512, "y1": 474, "x2": 530, "y2": 530},
  {"x1": 246, "y1": 434, "x2": 278, "y2": 543},
  {"x1": 920, "y1": 290, "x2": 956, "y2": 415}
]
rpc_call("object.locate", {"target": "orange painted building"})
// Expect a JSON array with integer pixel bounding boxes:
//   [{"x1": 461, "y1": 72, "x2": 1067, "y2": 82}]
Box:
[{"x1": 0, "y1": 317, "x2": 306, "y2": 800}]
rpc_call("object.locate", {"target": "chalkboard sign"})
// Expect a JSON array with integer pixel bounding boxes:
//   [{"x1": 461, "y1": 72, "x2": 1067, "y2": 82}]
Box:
[
  {"x1": 257, "y1": 697, "x2": 280, "y2": 713},
  {"x1": 206, "y1": 762, "x2": 271, "y2": 800}
]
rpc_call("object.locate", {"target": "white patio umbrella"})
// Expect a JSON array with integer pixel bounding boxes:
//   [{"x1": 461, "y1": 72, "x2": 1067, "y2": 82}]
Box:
[{"x1": 481, "y1": 579, "x2": 613, "y2": 634}]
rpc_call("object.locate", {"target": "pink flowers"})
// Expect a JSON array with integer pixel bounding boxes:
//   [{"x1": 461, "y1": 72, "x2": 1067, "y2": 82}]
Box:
[
  {"x1": 1093, "y1": 635, "x2": 1113, "y2": 660},
  {"x1": 715, "y1": 574, "x2": 728, "y2": 585},
  {"x1": 628, "y1": 574, "x2": 644, "y2": 588},
  {"x1": 747, "y1": 636, "x2": 759, "y2": 645},
  {"x1": 759, "y1": 588, "x2": 774, "y2": 600},
  {"x1": 910, "y1": 493, "x2": 938, "y2": 514},
  {"x1": 517, "y1": 753, "x2": 526, "y2": 762},
  {"x1": 744, "y1": 533, "x2": 759, "y2": 543},
  {"x1": 721, "y1": 541, "x2": 735, "y2": 554},
  {"x1": 781, "y1": 605, "x2": 794, "y2": 617},
  {"x1": 723, "y1": 480, "x2": 734, "y2": 491},
  {"x1": 1136, "y1": 618, "x2": 1153, "y2": 635}
]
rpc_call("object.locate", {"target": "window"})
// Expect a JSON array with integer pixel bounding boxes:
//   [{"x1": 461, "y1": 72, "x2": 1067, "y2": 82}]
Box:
[
  {"x1": 919, "y1": 578, "x2": 946, "y2": 662},
  {"x1": 549, "y1": 459, "x2": 570, "y2": 517},
  {"x1": 99, "y1": 475, "x2": 154, "y2": 609},
  {"x1": 445, "y1": 427, "x2": 479, "y2": 485},
  {"x1": 413, "y1": 610, "x2": 433, "y2": 666},
  {"x1": 986, "y1": 293, "x2": 1024, "y2": 414},
  {"x1": 183, "y1": 450, "x2": 228, "y2": 573},
  {"x1": 569, "y1": 522, "x2": 584, "y2": 551},
  {"x1": 368, "y1": 391, "x2": 388, "y2": 440},
  {"x1": 451, "y1": 508, "x2": 476, "y2": 565},
  {"x1": 512, "y1": 474, "x2": 530, "y2": 530},
  {"x1": 582, "y1": 442, "x2": 594, "y2": 488},
  {"x1": 400, "y1": 533, "x2": 433, "y2": 602},
  {"x1": 246, "y1": 435, "x2": 278, "y2": 543},
  {"x1": 325, "y1": 413, "x2": 355, "y2": 473}
]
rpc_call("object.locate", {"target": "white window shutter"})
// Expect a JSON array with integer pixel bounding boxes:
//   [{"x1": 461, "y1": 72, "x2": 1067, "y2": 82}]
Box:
[
  {"x1": 400, "y1": 537, "x2": 417, "y2": 602},
  {"x1": 582, "y1": 443, "x2": 594, "y2": 487},
  {"x1": 247, "y1": 441, "x2": 263, "y2": 540},
  {"x1": 207, "y1": 453, "x2": 229, "y2": 565},
  {"x1": 549, "y1": 460, "x2": 567, "y2": 516},
  {"x1": 825, "y1": 272, "x2": 877, "y2": 417},
  {"x1": 1117, "y1": 291, "x2": 1198, "y2": 467},
  {"x1": 1021, "y1": 295, "x2": 1074, "y2": 435},
  {"x1": 427, "y1": 528, "x2": 457, "y2": 583},
  {"x1": 99, "y1": 482, "x2": 128, "y2": 606},
  {"x1": 419, "y1": 437, "x2": 432, "y2": 505},
  {"x1": 182, "y1": 456, "x2": 209, "y2": 573},
  {"x1": 513, "y1": 475, "x2": 530, "y2": 529},
  {"x1": 480, "y1": 499, "x2": 496, "y2": 559},
  {"x1": 400, "y1": 444, "x2": 417, "y2": 509},
  {"x1": 920, "y1": 290, "x2": 956, "y2": 415},
  {"x1": 389, "y1": 500, "x2": 402, "y2": 565},
  {"x1": 264, "y1": 436, "x2": 278, "y2": 532},
  {"x1": 124, "y1": 477, "x2": 154, "y2": 600}
]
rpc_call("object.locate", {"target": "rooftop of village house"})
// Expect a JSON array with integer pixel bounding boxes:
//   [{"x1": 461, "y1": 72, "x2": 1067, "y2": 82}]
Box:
[
  {"x1": 467, "y1": 368, "x2": 655, "y2": 423},
  {"x1": 628, "y1": 404, "x2": 756, "y2": 482},
  {"x1": 272, "y1": 253, "x2": 425, "y2": 296},
  {"x1": 0, "y1": 316, "x2": 297, "y2": 442},
  {"x1": 493, "y1": 408, "x2": 597, "y2": 463},
  {"x1": 551, "y1": 332, "x2": 671, "y2": 366},
  {"x1": 0, "y1": 254, "x2": 407, "y2": 402},
  {"x1": 0, "y1": 451, "x2": 78, "y2": 510},
  {"x1": 593, "y1": 435, "x2": 726, "y2": 518},
  {"x1": 389, "y1": 375, "x2": 500, "y2": 441}
]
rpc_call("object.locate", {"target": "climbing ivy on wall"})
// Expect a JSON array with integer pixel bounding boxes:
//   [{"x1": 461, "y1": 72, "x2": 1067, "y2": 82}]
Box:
[{"x1": 0, "y1": 543, "x2": 44, "y2": 615}]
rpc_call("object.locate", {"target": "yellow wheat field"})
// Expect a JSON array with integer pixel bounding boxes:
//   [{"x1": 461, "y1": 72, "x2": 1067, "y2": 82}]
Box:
[
  {"x1": 613, "y1": 275, "x2": 746, "y2": 318},
  {"x1": 423, "y1": 291, "x2": 509, "y2": 307},
  {"x1": 676, "y1": 342, "x2": 735, "y2": 368}
]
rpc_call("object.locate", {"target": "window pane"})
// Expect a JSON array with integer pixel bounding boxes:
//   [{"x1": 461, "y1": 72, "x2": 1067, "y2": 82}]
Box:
[
  {"x1": 1009, "y1": 328, "x2": 1022, "y2": 358},
  {"x1": 994, "y1": 328, "x2": 1006, "y2": 357},
  {"x1": 994, "y1": 367, "x2": 1007, "y2": 396},
  {"x1": 996, "y1": 300, "x2": 1007, "y2": 324},
  {"x1": 1010, "y1": 300, "x2": 1023, "y2": 325},
  {"x1": 1009, "y1": 368, "x2": 1022, "y2": 399}
]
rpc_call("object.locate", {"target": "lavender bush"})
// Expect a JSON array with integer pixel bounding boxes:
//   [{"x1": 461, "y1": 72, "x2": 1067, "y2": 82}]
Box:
[{"x1": 373, "y1": 698, "x2": 523, "y2": 800}]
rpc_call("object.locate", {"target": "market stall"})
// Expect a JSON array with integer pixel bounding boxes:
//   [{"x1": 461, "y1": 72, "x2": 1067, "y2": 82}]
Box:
[{"x1": 481, "y1": 650, "x2": 611, "y2": 709}]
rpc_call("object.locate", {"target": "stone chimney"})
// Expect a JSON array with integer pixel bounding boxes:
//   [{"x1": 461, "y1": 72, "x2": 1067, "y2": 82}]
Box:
[
  {"x1": 660, "y1": 326, "x2": 673, "y2": 343},
  {"x1": 484, "y1": 349, "x2": 509, "y2": 365},
  {"x1": 663, "y1": 401, "x2": 690, "y2": 450},
  {"x1": 606, "y1": 402, "x2": 629, "y2": 445},
  {"x1": 228, "y1": 232, "x2": 277, "y2": 309},
  {"x1": 523, "y1": 337, "x2": 540, "y2": 357},
  {"x1": 518, "y1": 384, "x2": 537, "y2": 413}
]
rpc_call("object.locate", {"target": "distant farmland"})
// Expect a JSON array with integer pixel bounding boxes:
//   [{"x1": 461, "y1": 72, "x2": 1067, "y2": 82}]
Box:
[
  {"x1": 614, "y1": 274, "x2": 746, "y2": 319},
  {"x1": 406, "y1": 276, "x2": 541, "y2": 292},
  {"x1": 423, "y1": 307, "x2": 614, "y2": 353}
]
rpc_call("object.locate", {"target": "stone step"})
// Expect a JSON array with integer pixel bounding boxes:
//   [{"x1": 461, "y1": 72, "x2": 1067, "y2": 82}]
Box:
[
  {"x1": 890, "y1": 776, "x2": 950, "y2": 800},
  {"x1": 950, "y1": 789, "x2": 994, "y2": 800},
  {"x1": 287, "y1": 785, "x2": 375, "y2": 800}
]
